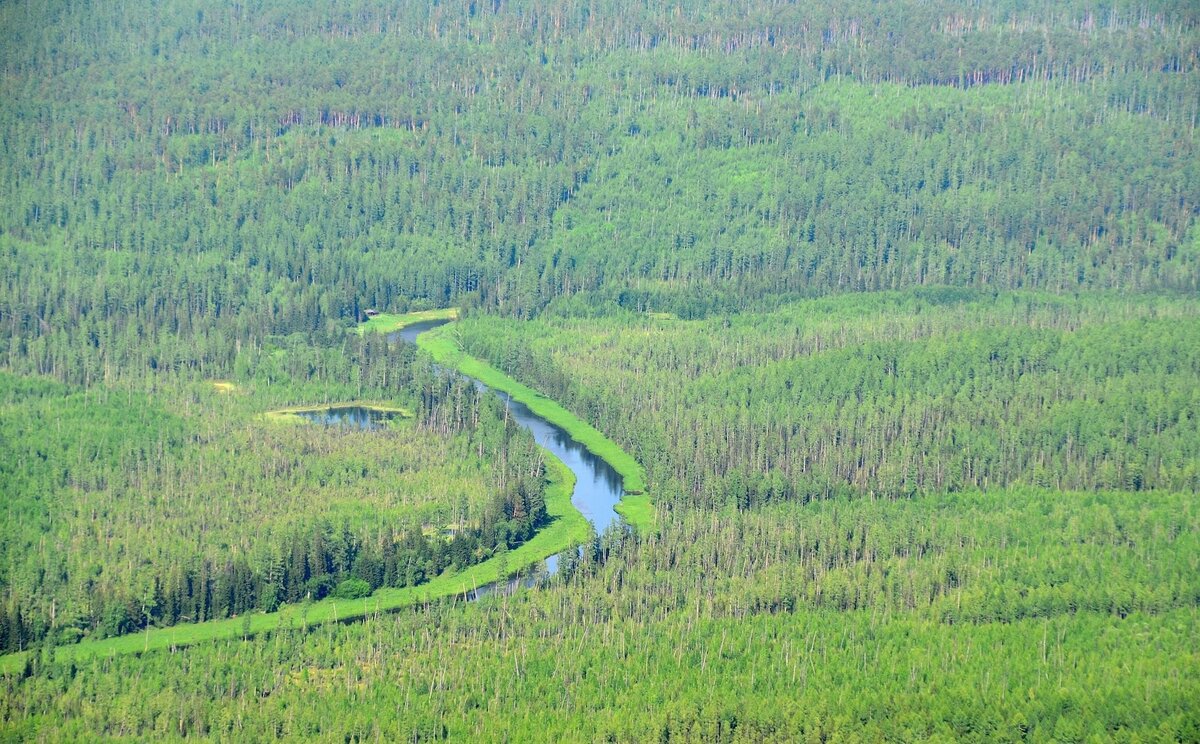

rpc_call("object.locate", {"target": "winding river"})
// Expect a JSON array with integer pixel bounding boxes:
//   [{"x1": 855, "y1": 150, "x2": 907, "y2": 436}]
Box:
[
  {"x1": 0, "y1": 316, "x2": 631, "y2": 671},
  {"x1": 388, "y1": 318, "x2": 626, "y2": 596}
]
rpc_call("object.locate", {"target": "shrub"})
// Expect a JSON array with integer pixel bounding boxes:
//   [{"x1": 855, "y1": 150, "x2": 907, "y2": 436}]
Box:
[{"x1": 333, "y1": 578, "x2": 372, "y2": 600}]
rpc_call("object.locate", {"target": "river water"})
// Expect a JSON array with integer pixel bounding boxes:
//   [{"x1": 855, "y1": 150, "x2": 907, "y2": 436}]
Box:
[
  {"x1": 389, "y1": 318, "x2": 627, "y2": 597},
  {"x1": 388, "y1": 319, "x2": 625, "y2": 535}
]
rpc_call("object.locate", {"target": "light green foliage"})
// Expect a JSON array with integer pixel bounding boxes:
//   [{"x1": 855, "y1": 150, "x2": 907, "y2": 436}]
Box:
[
  {"x1": 456, "y1": 290, "x2": 1200, "y2": 505},
  {"x1": 332, "y1": 579, "x2": 372, "y2": 600},
  {"x1": 0, "y1": 451, "x2": 583, "y2": 675},
  {"x1": 0, "y1": 374, "x2": 476, "y2": 607},
  {"x1": 3, "y1": 487, "x2": 1197, "y2": 740}
]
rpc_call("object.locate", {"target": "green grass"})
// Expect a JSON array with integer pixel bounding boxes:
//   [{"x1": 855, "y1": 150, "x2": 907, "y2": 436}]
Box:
[
  {"x1": 356, "y1": 307, "x2": 459, "y2": 335},
  {"x1": 416, "y1": 322, "x2": 654, "y2": 531},
  {"x1": 614, "y1": 494, "x2": 654, "y2": 529},
  {"x1": 0, "y1": 452, "x2": 586, "y2": 675}
]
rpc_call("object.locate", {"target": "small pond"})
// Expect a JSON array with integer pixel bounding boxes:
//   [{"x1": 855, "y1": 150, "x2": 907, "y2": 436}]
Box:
[{"x1": 290, "y1": 406, "x2": 403, "y2": 431}]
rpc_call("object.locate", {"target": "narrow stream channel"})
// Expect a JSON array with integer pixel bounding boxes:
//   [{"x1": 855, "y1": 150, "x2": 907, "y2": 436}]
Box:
[{"x1": 389, "y1": 319, "x2": 627, "y2": 598}]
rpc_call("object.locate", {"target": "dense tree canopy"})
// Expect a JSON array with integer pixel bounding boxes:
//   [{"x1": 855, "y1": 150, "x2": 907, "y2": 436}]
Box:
[
  {"x1": 1, "y1": 0, "x2": 1197, "y2": 384},
  {"x1": 456, "y1": 290, "x2": 1200, "y2": 506},
  {"x1": 0, "y1": 0, "x2": 1197, "y2": 739},
  {"x1": 0, "y1": 346, "x2": 549, "y2": 653}
]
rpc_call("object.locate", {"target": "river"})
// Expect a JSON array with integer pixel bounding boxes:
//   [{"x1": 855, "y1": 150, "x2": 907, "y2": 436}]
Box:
[
  {"x1": 314, "y1": 316, "x2": 628, "y2": 595},
  {"x1": 388, "y1": 318, "x2": 627, "y2": 597},
  {"x1": 388, "y1": 318, "x2": 626, "y2": 535}
]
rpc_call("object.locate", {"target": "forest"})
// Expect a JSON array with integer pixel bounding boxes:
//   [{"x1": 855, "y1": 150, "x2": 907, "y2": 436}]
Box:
[
  {"x1": 0, "y1": 0, "x2": 1197, "y2": 740},
  {"x1": 0, "y1": 341, "x2": 551, "y2": 653},
  {"x1": 454, "y1": 290, "x2": 1200, "y2": 504}
]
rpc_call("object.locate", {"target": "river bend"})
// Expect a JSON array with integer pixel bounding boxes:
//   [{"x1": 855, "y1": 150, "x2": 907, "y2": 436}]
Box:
[{"x1": 390, "y1": 319, "x2": 626, "y2": 595}]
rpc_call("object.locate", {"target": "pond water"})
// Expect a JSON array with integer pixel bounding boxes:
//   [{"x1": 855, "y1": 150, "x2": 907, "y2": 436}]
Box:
[{"x1": 291, "y1": 406, "x2": 402, "y2": 430}]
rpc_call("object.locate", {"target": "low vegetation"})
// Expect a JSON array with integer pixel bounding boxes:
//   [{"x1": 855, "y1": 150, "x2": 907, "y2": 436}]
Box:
[{"x1": 357, "y1": 308, "x2": 460, "y2": 336}]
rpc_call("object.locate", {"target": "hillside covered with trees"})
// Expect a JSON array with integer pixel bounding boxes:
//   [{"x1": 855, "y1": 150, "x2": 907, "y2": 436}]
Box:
[
  {"x1": 2, "y1": 0, "x2": 1197, "y2": 384},
  {"x1": 1, "y1": 0, "x2": 1197, "y2": 740}
]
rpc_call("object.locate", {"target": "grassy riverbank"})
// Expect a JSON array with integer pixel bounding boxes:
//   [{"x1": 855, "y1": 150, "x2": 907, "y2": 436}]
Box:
[
  {"x1": 415, "y1": 322, "x2": 653, "y2": 529},
  {"x1": 0, "y1": 455, "x2": 585, "y2": 675}
]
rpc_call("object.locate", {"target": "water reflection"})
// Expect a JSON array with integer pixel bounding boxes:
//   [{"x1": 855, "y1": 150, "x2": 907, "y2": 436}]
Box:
[
  {"x1": 391, "y1": 318, "x2": 626, "y2": 536},
  {"x1": 391, "y1": 317, "x2": 627, "y2": 596},
  {"x1": 463, "y1": 557, "x2": 558, "y2": 602},
  {"x1": 493, "y1": 390, "x2": 626, "y2": 535},
  {"x1": 387, "y1": 318, "x2": 450, "y2": 345},
  {"x1": 292, "y1": 406, "x2": 401, "y2": 431}
]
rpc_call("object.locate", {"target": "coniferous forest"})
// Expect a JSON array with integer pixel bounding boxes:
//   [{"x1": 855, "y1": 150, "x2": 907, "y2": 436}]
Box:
[{"x1": 1, "y1": 0, "x2": 1198, "y2": 740}]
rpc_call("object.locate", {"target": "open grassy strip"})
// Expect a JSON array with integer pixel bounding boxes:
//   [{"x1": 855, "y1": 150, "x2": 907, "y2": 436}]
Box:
[
  {"x1": 611, "y1": 493, "x2": 653, "y2": 529},
  {"x1": 415, "y1": 322, "x2": 654, "y2": 529},
  {"x1": 0, "y1": 452, "x2": 586, "y2": 675},
  {"x1": 356, "y1": 307, "x2": 460, "y2": 336}
]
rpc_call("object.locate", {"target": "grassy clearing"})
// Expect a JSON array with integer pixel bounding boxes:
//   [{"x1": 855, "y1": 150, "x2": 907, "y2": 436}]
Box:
[
  {"x1": 357, "y1": 307, "x2": 459, "y2": 336},
  {"x1": 614, "y1": 494, "x2": 654, "y2": 529},
  {"x1": 210, "y1": 380, "x2": 237, "y2": 393},
  {"x1": 417, "y1": 323, "x2": 654, "y2": 531},
  {"x1": 0, "y1": 452, "x2": 586, "y2": 675}
]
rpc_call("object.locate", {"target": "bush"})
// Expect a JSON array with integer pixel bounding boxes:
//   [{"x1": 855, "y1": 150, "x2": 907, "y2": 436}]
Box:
[
  {"x1": 304, "y1": 575, "x2": 335, "y2": 601},
  {"x1": 99, "y1": 602, "x2": 134, "y2": 639},
  {"x1": 333, "y1": 578, "x2": 372, "y2": 600}
]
